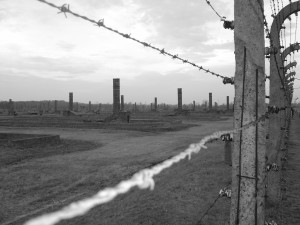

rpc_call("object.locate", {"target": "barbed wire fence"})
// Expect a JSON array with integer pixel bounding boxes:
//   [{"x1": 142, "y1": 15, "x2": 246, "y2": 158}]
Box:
[{"x1": 17, "y1": 0, "x2": 298, "y2": 225}]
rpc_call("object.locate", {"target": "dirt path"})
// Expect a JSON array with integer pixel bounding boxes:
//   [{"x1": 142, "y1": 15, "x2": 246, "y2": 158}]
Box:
[{"x1": 280, "y1": 115, "x2": 300, "y2": 225}]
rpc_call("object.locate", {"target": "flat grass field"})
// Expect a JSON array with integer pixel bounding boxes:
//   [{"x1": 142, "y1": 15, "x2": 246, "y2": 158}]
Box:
[{"x1": 0, "y1": 115, "x2": 234, "y2": 225}]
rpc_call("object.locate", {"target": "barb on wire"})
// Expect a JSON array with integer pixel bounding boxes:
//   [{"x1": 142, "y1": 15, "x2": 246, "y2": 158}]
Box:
[
  {"x1": 57, "y1": 4, "x2": 69, "y2": 18},
  {"x1": 36, "y1": 0, "x2": 231, "y2": 81},
  {"x1": 25, "y1": 112, "x2": 268, "y2": 225}
]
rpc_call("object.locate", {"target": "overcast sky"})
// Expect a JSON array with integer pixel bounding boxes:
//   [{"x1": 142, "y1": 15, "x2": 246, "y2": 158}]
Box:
[{"x1": 0, "y1": 0, "x2": 299, "y2": 104}]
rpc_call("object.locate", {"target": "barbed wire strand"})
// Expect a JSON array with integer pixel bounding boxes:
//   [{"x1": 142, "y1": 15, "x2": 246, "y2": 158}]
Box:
[
  {"x1": 36, "y1": 0, "x2": 230, "y2": 80},
  {"x1": 204, "y1": 0, "x2": 226, "y2": 21},
  {"x1": 196, "y1": 181, "x2": 231, "y2": 225},
  {"x1": 24, "y1": 112, "x2": 268, "y2": 225}
]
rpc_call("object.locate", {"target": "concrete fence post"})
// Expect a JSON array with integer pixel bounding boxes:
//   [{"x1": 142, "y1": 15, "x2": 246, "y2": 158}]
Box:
[{"x1": 230, "y1": 1, "x2": 266, "y2": 224}]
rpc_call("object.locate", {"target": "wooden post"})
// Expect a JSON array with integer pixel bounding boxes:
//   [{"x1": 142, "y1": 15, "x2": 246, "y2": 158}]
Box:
[{"x1": 230, "y1": 1, "x2": 266, "y2": 225}]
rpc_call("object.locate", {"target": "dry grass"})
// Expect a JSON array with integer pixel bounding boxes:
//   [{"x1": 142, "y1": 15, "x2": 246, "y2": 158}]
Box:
[{"x1": 0, "y1": 117, "x2": 233, "y2": 225}]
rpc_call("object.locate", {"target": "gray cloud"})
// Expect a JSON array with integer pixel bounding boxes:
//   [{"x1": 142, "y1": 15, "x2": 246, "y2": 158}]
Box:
[{"x1": 134, "y1": 0, "x2": 232, "y2": 49}]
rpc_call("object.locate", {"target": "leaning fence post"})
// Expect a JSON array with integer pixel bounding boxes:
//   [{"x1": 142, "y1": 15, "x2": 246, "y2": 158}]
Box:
[{"x1": 230, "y1": 1, "x2": 266, "y2": 224}]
